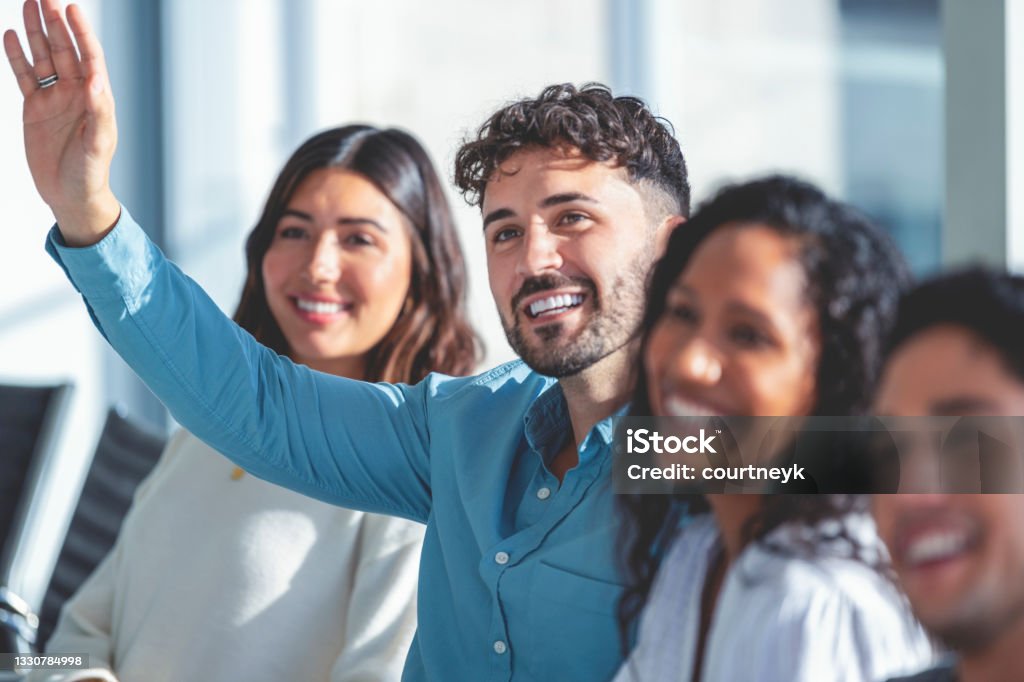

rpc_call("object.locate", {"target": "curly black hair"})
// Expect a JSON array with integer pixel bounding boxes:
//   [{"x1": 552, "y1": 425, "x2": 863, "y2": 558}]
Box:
[
  {"x1": 885, "y1": 267, "x2": 1024, "y2": 382},
  {"x1": 453, "y1": 82, "x2": 690, "y2": 217},
  {"x1": 617, "y1": 175, "x2": 912, "y2": 651}
]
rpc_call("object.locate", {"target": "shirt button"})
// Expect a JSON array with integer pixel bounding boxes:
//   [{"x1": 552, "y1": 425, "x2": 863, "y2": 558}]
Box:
[
  {"x1": 493, "y1": 640, "x2": 507, "y2": 655},
  {"x1": 536, "y1": 487, "x2": 551, "y2": 500},
  {"x1": 495, "y1": 551, "x2": 510, "y2": 565}
]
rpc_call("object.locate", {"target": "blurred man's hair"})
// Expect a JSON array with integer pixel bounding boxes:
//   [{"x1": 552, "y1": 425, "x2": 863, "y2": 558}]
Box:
[{"x1": 886, "y1": 267, "x2": 1024, "y2": 382}]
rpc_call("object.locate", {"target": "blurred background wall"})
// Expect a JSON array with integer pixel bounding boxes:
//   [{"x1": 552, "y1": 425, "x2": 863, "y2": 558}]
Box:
[{"x1": 1, "y1": 0, "x2": 1021, "y2": 607}]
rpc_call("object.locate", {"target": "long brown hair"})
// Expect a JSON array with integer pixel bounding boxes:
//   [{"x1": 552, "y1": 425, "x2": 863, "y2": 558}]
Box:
[{"x1": 233, "y1": 125, "x2": 480, "y2": 383}]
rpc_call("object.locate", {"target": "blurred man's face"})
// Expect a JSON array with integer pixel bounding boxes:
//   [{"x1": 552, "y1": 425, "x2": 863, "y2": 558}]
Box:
[{"x1": 873, "y1": 324, "x2": 1024, "y2": 651}]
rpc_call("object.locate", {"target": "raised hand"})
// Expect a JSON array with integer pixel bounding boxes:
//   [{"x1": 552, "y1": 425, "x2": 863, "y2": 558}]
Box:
[{"x1": 3, "y1": 0, "x2": 120, "y2": 246}]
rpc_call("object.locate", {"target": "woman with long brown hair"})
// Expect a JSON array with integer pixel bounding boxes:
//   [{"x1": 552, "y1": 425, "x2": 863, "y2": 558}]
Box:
[{"x1": 37, "y1": 126, "x2": 479, "y2": 682}]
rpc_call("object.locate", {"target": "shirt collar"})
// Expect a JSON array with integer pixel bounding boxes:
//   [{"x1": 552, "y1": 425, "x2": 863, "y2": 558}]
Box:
[
  {"x1": 523, "y1": 382, "x2": 569, "y2": 460},
  {"x1": 523, "y1": 384, "x2": 631, "y2": 462}
]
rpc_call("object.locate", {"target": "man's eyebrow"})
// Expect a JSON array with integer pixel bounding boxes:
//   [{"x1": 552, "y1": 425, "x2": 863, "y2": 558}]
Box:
[
  {"x1": 482, "y1": 208, "x2": 515, "y2": 230},
  {"x1": 279, "y1": 209, "x2": 387, "y2": 233},
  {"x1": 482, "y1": 193, "x2": 599, "y2": 230},
  {"x1": 539, "y1": 192, "x2": 599, "y2": 209},
  {"x1": 929, "y1": 396, "x2": 1000, "y2": 416}
]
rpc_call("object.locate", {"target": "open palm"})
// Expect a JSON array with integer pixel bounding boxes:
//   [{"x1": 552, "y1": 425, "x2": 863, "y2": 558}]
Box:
[{"x1": 4, "y1": 0, "x2": 119, "y2": 243}]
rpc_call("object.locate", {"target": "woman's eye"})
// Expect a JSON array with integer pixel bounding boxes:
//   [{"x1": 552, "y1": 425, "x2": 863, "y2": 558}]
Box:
[
  {"x1": 667, "y1": 304, "x2": 698, "y2": 324},
  {"x1": 278, "y1": 226, "x2": 307, "y2": 239},
  {"x1": 345, "y1": 233, "x2": 374, "y2": 247},
  {"x1": 730, "y1": 324, "x2": 770, "y2": 348}
]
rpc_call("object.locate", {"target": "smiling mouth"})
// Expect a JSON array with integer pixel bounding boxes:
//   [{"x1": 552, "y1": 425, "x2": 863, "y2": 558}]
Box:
[
  {"x1": 901, "y1": 528, "x2": 978, "y2": 569},
  {"x1": 291, "y1": 297, "x2": 353, "y2": 316},
  {"x1": 524, "y1": 293, "x2": 586, "y2": 320},
  {"x1": 660, "y1": 392, "x2": 727, "y2": 417}
]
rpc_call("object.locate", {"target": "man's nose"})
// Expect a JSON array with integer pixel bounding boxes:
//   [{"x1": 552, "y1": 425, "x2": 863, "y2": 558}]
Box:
[{"x1": 515, "y1": 225, "x2": 563, "y2": 278}]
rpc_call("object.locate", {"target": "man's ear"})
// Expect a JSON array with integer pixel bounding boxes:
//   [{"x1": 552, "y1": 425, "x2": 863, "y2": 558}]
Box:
[{"x1": 654, "y1": 215, "x2": 686, "y2": 257}]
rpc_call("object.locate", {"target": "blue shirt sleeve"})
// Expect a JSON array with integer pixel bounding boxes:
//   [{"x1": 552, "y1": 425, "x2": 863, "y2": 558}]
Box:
[{"x1": 46, "y1": 209, "x2": 433, "y2": 523}]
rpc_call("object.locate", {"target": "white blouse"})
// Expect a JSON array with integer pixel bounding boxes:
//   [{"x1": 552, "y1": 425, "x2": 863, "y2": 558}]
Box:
[{"x1": 615, "y1": 513, "x2": 935, "y2": 682}]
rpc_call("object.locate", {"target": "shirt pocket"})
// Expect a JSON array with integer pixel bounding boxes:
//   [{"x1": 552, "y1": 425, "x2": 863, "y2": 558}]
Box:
[{"x1": 524, "y1": 561, "x2": 625, "y2": 679}]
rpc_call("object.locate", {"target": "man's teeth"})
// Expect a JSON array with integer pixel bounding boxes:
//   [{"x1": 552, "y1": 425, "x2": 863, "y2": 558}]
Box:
[
  {"x1": 528, "y1": 294, "x2": 584, "y2": 318},
  {"x1": 662, "y1": 395, "x2": 721, "y2": 417},
  {"x1": 904, "y1": 531, "x2": 969, "y2": 565},
  {"x1": 296, "y1": 298, "x2": 344, "y2": 314}
]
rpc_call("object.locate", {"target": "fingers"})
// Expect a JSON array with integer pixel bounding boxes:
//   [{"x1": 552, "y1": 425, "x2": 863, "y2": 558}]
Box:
[
  {"x1": 22, "y1": 0, "x2": 56, "y2": 81},
  {"x1": 66, "y1": 4, "x2": 106, "y2": 85},
  {"x1": 3, "y1": 29, "x2": 37, "y2": 97},
  {"x1": 40, "y1": 0, "x2": 82, "y2": 79}
]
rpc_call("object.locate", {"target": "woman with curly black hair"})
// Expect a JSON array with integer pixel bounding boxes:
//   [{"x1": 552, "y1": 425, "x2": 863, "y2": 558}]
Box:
[{"x1": 614, "y1": 176, "x2": 935, "y2": 681}]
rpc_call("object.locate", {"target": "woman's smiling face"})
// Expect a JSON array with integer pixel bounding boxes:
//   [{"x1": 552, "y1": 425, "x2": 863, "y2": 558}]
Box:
[
  {"x1": 261, "y1": 168, "x2": 413, "y2": 378},
  {"x1": 645, "y1": 223, "x2": 820, "y2": 418}
]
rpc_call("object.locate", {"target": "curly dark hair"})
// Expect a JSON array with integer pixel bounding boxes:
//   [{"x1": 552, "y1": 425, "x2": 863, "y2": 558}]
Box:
[
  {"x1": 453, "y1": 82, "x2": 690, "y2": 217},
  {"x1": 617, "y1": 175, "x2": 912, "y2": 651},
  {"x1": 886, "y1": 267, "x2": 1024, "y2": 382},
  {"x1": 234, "y1": 125, "x2": 480, "y2": 383}
]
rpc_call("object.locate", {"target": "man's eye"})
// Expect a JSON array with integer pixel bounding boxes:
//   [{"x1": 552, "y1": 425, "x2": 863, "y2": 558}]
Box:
[
  {"x1": 493, "y1": 228, "x2": 520, "y2": 243},
  {"x1": 279, "y1": 226, "x2": 307, "y2": 239},
  {"x1": 558, "y1": 212, "x2": 588, "y2": 226}
]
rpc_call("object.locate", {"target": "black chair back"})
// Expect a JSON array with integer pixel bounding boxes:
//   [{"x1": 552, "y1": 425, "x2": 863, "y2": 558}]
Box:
[
  {"x1": 35, "y1": 408, "x2": 166, "y2": 651},
  {"x1": 0, "y1": 383, "x2": 73, "y2": 562},
  {"x1": 0, "y1": 381, "x2": 73, "y2": 656}
]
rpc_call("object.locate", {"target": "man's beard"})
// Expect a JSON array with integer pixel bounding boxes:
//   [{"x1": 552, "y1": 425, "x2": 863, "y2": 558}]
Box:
[
  {"x1": 501, "y1": 256, "x2": 651, "y2": 378},
  {"x1": 927, "y1": 586, "x2": 1024, "y2": 654}
]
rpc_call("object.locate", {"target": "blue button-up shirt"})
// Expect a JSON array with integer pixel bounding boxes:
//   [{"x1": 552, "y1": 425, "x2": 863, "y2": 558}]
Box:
[{"x1": 47, "y1": 211, "x2": 630, "y2": 681}]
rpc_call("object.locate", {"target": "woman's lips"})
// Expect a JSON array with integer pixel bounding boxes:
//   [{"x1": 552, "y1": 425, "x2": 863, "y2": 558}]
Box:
[{"x1": 290, "y1": 296, "x2": 352, "y2": 324}]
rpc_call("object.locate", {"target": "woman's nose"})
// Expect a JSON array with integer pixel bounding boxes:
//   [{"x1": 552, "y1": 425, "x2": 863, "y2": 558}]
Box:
[
  {"x1": 669, "y1": 337, "x2": 723, "y2": 385},
  {"x1": 304, "y1": 235, "x2": 341, "y2": 282}
]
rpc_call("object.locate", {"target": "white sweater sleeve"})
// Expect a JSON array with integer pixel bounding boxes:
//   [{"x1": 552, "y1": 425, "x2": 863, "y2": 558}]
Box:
[
  {"x1": 328, "y1": 513, "x2": 424, "y2": 682},
  {"x1": 24, "y1": 548, "x2": 120, "y2": 682},
  {"x1": 27, "y1": 431, "x2": 191, "y2": 682}
]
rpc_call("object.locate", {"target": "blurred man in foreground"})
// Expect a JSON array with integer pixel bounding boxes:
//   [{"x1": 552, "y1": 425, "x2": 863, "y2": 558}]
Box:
[{"x1": 873, "y1": 268, "x2": 1024, "y2": 682}]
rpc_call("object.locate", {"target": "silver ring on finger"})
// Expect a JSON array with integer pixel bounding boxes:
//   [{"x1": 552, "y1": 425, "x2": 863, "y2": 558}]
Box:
[{"x1": 37, "y1": 73, "x2": 59, "y2": 89}]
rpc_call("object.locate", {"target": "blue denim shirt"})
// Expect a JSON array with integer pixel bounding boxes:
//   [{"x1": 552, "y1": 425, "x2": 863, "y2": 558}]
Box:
[{"x1": 47, "y1": 210, "x2": 629, "y2": 681}]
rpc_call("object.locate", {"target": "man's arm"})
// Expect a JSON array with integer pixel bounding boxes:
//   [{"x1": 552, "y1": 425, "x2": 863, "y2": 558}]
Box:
[
  {"x1": 7, "y1": 1, "x2": 435, "y2": 520},
  {"x1": 48, "y1": 211, "x2": 434, "y2": 521}
]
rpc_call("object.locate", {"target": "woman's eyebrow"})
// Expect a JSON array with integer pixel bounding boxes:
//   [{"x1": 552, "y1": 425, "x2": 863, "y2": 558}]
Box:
[
  {"x1": 279, "y1": 210, "x2": 387, "y2": 233},
  {"x1": 338, "y1": 217, "x2": 388, "y2": 233},
  {"x1": 724, "y1": 301, "x2": 780, "y2": 330},
  {"x1": 280, "y1": 208, "x2": 313, "y2": 221}
]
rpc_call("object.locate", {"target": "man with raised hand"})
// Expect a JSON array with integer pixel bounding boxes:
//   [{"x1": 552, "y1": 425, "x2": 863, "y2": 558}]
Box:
[
  {"x1": 4, "y1": 1, "x2": 688, "y2": 679},
  {"x1": 873, "y1": 269, "x2": 1024, "y2": 682}
]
